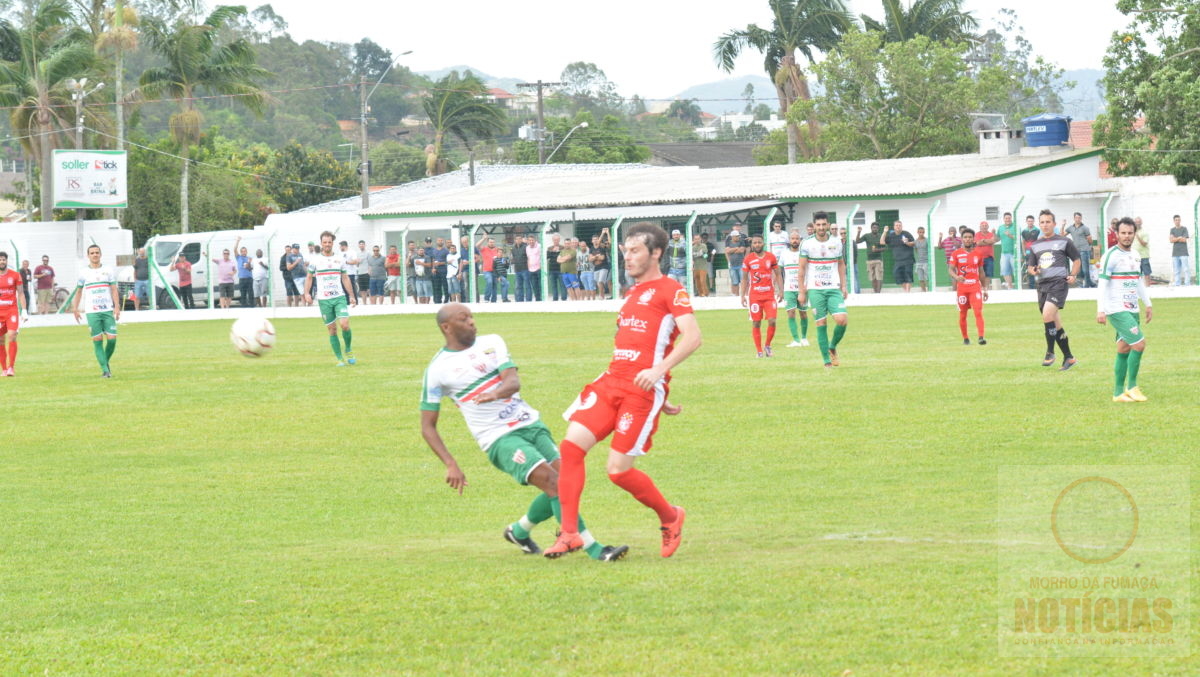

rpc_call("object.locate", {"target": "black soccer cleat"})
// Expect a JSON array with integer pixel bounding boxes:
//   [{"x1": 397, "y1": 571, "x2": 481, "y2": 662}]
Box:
[
  {"x1": 1059, "y1": 358, "x2": 1078, "y2": 372},
  {"x1": 978, "y1": 338, "x2": 987, "y2": 345},
  {"x1": 1041, "y1": 352, "x2": 1056, "y2": 367},
  {"x1": 963, "y1": 338, "x2": 970, "y2": 345},
  {"x1": 598, "y1": 544, "x2": 629, "y2": 562},
  {"x1": 503, "y1": 525, "x2": 541, "y2": 555}
]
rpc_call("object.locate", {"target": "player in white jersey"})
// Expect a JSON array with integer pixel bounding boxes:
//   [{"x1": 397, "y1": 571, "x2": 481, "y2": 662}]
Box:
[
  {"x1": 70, "y1": 244, "x2": 121, "y2": 377},
  {"x1": 1096, "y1": 217, "x2": 1153, "y2": 402},
  {"x1": 304, "y1": 231, "x2": 358, "y2": 366},
  {"x1": 778, "y1": 228, "x2": 809, "y2": 347},
  {"x1": 420, "y1": 303, "x2": 627, "y2": 561},
  {"x1": 797, "y1": 212, "x2": 848, "y2": 368},
  {"x1": 766, "y1": 218, "x2": 789, "y2": 261}
]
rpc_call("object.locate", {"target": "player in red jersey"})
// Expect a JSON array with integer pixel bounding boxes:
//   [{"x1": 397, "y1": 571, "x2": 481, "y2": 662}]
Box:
[
  {"x1": 545, "y1": 222, "x2": 702, "y2": 559},
  {"x1": 740, "y1": 235, "x2": 782, "y2": 357},
  {"x1": 0, "y1": 251, "x2": 28, "y2": 376},
  {"x1": 948, "y1": 227, "x2": 989, "y2": 345}
]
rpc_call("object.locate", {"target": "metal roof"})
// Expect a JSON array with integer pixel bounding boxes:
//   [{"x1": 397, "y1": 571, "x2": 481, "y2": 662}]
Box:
[
  {"x1": 292, "y1": 163, "x2": 653, "y2": 214},
  {"x1": 361, "y1": 149, "x2": 1101, "y2": 218},
  {"x1": 467, "y1": 200, "x2": 786, "y2": 226}
]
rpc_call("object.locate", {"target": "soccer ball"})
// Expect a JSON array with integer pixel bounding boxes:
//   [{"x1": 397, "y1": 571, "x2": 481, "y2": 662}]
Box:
[{"x1": 230, "y1": 317, "x2": 276, "y2": 357}]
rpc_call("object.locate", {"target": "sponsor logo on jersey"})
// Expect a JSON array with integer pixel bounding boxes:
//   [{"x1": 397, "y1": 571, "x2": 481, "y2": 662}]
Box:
[
  {"x1": 483, "y1": 347, "x2": 495, "y2": 355},
  {"x1": 512, "y1": 449, "x2": 526, "y2": 464},
  {"x1": 637, "y1": 288, "x2": 656, "y2": 305},
  {"x1": 474, "y1": 362, "x2": 487, "y2": 373},
  {"x1": 618, "y1": 314, "x2": 649, "y2": 331},
  {"x1": 617, "y1": 412, "x2": 634, "y2": 434},
  {"x1": 613, "y1": 348, "x2": 642, "y2": 361},
  {"x1": 673, "y1": 288, "x2": 691, "y2": 308}
]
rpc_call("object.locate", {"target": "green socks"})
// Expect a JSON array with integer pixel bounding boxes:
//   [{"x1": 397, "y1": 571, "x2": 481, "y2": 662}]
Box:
[
  {"x1": 831, "y1": 323, "x2": 846, "y2": 349},
  {"x1": 104, "y1": 338, "x2": 116, "y2": 361},
  {"x1": 787, "y1": 316, "x2": 799, "y2": 342},
  {"x1": 1113, "y1": 352, "x2": 1129, "y2": 396},
  {"x1": 1126, "y1": 349, "x2": 1143, "y2": 389},
  {"x1": 342, "y1": 329, "x2": 353, "y2": 352},
  {"x1": 816, "y1": 324, "x2": 831, "y2": 363},
  {"x1": 328, "y1": 334, "x2": 344, "y2": 360},
  {"x1": 511, "y1": 494, "x2": 604, "y2": 556},
  {"x1": 92, "y1": 340, "x2": 109, "y2": 371},
  {"x1": 800, "y1": 314, "x2": 808, "y2": 339}
]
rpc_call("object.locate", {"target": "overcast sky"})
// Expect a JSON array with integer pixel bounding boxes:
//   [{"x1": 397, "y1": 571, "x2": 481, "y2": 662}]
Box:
[{"x1": 266, "y1": 1, "x2": 1130, "y2": 98}]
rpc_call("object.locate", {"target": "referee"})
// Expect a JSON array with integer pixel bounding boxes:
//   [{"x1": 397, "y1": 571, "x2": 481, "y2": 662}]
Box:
[{"x1": 1027, "y1": 209, "x2": 1082, "y2": 370}]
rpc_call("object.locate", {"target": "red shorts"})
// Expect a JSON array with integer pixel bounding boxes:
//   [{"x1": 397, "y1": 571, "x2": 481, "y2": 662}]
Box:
[
  {"x1": 0, "y1": 307, "x2": 18, "y2": 334},
  {"x1": 747, "y1": 298, "x2": 777, "y2": 322},
  {"x1": 956, "y1": 287, "x2": 983, "y2": 310},
  {"x1": 564, "y1": 372, "x2": 668, "y2": 456}
]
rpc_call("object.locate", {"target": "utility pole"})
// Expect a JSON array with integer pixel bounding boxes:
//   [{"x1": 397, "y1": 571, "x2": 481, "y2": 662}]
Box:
[
  {"x1": 517, "y1": 80, "x2": 563, "y2": 163},
  {"x1": 358, "y1": 51, "x2": 413, "y2": 209},
  {"x1": 69, "y1": 78, "x2": 103, "y2": 256},
  {"x1": 359, "y1": 75, "x2": 370, "y2": 209}
]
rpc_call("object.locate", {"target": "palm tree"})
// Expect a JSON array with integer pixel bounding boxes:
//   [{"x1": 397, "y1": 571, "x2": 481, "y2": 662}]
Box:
[
  {"x1": 714, "y1": 0, "x2": 853, "y2": 163},
  {"x1": 96, "y1": 0, "x2": 139, "y2": 157},
  {"x1": 421, "y1": 72, "x2": 506, "y2": 176},
  {"x1": 0, "y1": 0, "x2": 94, "y2": 219},
  {"x1": 861, "y1": 0, "x2": 979, "y2": 44},
  {"x1": 138, "y1": 5, "x2": 269, "y2": 234}
]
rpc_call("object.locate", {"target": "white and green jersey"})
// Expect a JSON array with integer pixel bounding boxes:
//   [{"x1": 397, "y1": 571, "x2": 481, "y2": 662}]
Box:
[
  {"x1": 308, "y1": 252, "x2": 347, "y2": 300},
  {"x1": 420, "y1": 334, "x2": 539, "y2": 450},
  {"x1": 1097, "y1": 245, "x2": 1149, "y2": 315},
  {"x1": 799, "y1": 236, "x2": 843, "y2": 289},
  {"x1": 779, "y1": 247, "x2": 802, "y2": 292},
  {"x1": 767, "y1": 230, "x2": 788, "y2": 260},
  {"x1": 76, "y1": 265, "x2": 116, "y2": 314}
]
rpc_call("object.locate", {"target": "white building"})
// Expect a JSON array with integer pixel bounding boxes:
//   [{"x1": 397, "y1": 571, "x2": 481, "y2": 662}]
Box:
[{"x1": 249, "y1": 133, "x2": 1197, "y2": 302}]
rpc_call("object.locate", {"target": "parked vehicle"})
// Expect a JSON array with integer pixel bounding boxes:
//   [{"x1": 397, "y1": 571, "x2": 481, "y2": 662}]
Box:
[{"x1": 147, "y1": 230, "x2": 267, "y2": 308}]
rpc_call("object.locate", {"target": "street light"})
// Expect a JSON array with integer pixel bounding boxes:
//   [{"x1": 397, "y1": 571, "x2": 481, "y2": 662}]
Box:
[
  {"x1": 544, "y1": 121, "x2": 588, "y2": 164},
  {"x1": 65, "y1": 77, "x2": 105, "y2": 257},
  {"x1": 360, "y1": 50, "x2": 413, "y2": 208}
]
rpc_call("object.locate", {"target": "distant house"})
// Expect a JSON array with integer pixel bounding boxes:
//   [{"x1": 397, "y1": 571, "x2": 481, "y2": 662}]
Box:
[
  {"x1": 484, "y1": 88, "x2": 515, "y2": 109},
  {"x1": 696, "y1": 113, "x2": 787, "y2": 140}
]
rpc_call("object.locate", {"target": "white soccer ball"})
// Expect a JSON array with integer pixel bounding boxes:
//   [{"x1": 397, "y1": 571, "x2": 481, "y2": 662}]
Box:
[{"x1": 230, "y1": 317, "x2": 276, "y2": 357}]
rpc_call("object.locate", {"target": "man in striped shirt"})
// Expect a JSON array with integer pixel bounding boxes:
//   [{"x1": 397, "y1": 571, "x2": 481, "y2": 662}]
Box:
[
  {"x1": 304, "y1": 231, "x2": 358, "y2": 366},
  {"x1": 71, "y1": 244, "x2": 121, "y2": 378},
  {"x1": 1096, "y1": 217, "x2": 1153, "y2": 402},
  {"x1": 419, "y1": 303, "x2": 628, "y2": 561}
]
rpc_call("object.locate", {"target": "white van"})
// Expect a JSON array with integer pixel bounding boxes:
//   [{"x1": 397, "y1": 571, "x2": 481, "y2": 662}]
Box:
[{"x1": 147, "y1": 229, "x2": 267, "y2": 308}]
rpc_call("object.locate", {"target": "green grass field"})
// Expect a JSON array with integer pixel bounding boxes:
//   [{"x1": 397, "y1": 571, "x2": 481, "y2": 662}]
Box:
[{"x1": 3, "y1": 300, "x2": 1197, "y2": 675}]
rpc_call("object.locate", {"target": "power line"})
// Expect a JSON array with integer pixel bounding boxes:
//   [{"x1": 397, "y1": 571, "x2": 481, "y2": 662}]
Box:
[{"x1": 88, "y1": 127, "x2": 358, "y2": 194}]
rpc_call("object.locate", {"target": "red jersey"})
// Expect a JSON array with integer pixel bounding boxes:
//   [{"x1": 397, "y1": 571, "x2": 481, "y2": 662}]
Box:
[
  {"x1": 949, "y1": 248, "x2": 984, "y2": 289},
  {"x1": 607, "y1": 276, "x2": 693, "y2": 380},
  {"x1": 741, "y1": 251, "x2": 778, "y2": 300},
  {"x1": 0, "y1": 269, "x2": 21, "y2": 307}
]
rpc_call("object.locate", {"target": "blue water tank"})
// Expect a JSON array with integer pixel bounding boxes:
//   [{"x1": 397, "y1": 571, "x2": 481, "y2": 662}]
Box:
[{"x1": 1022, "y1": 114, "x2": 1072, "y2": 147}]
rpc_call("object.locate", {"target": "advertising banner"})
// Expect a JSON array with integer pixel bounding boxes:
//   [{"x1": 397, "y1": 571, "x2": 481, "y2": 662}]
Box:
[{"x1": 53, "y1": 150, "x2": 128, "y2": 209}]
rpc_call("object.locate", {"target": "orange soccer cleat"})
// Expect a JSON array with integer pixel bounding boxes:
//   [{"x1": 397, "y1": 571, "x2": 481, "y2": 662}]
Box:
[{"x1": 660, "y1": 506, "x2": 687, "y2": 558}]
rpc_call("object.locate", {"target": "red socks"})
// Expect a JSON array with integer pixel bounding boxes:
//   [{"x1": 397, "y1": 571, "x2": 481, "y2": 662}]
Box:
[
  {"x1": 958, "y1": 310, "x2": 969, "y2": 339},
  {"x1": 765, "y1": 324, "x2": 775, "y2": 346},
  {"x1": 973, "y1": 305, "x2": 985, "y2": 338},
  {"x1": 0, "y1": 341, "x2": 10, "y2": 369},
  {"x1": 609, "y1": 467, "x2": 676, "y2": 523},
  {"x1": 752, "y1": 327, "x2": 762, "y2": 352},
  {"x1": 557, "y1": 440, "x2": 586, "y2": 535}
]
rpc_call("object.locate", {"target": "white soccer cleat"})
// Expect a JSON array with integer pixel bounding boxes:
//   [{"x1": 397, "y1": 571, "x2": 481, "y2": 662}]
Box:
[
  {"x1": 787, "y1": 341, "x2": 802, "y2": 348},
  {"x1": 800, "y1": 338, "x2": 810, "y2": 347}
]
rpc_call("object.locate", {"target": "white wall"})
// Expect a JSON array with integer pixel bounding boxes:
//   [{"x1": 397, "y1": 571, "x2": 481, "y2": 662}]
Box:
[
  {"x1": 1108, "y1": 176, "x2": 1200, "y2": 278},
  {"x1": 0, "y1": 220, "x2": 132, "y2": 293}
]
